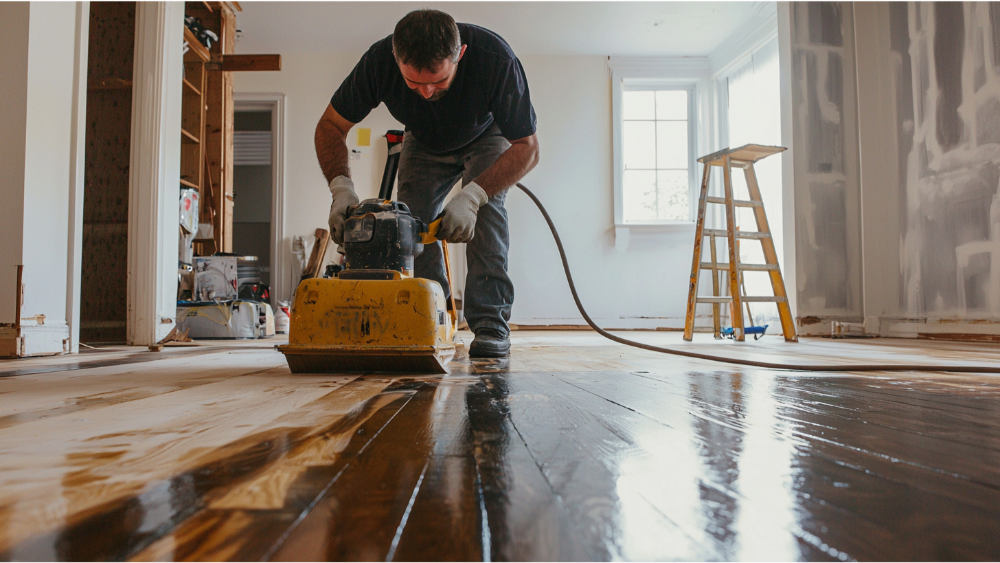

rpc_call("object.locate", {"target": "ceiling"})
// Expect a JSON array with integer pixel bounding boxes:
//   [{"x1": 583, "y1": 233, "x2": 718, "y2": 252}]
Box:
[{"x1": 234, "y1": 2, "x2": 771, "y2": 57}]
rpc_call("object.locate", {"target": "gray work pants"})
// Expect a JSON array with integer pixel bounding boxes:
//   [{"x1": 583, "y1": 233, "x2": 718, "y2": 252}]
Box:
[{"x1": 396, "y1": 124, "x2": 514, "y2": 338}]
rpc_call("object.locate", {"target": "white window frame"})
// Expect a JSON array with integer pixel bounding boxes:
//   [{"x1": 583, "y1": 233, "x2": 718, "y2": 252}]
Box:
[{"x1": 609, "y1": 57, "x2": 710, "y2": 250}]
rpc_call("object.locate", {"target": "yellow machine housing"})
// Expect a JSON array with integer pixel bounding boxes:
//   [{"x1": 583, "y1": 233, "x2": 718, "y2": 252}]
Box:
[{"x1": 278, "y1": 273, "x2": 456, "y2": 374}]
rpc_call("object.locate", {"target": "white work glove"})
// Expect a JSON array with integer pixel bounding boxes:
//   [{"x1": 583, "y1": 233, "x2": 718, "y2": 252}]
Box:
[
  {"x1": 438, "y1": 182, "x2": 489, "y2": 243},
  {"x1": 328, "y1": 175, "x2": 360, "y2": 245}
]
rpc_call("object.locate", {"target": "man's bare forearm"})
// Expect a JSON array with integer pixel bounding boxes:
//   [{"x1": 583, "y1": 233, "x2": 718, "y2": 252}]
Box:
[
  {"x1": 315, "y1": 107, "x2": 352, "y2": 183},
  {"x1": 474, "y1": 134, "x2": 540, "y2": 196}
]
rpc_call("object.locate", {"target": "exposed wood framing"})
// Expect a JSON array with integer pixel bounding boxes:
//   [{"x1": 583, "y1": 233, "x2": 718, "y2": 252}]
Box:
[
  {"x1": 183, "y1": 25, "x2": 210, "y2": 62},
  {"x1": 207, "y1": 54, "x2": 281, "y2": 72},
  {"x1": 186, "y1": 3, "x2": 235, "y2": 254}
]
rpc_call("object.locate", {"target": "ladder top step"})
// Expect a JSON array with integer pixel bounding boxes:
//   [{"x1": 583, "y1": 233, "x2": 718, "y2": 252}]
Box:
[
  {"x1": 697, "y1": 144, "x2": 787, "y2": 166},
  {"x1": 703, "y1": 228, "x2": 771, "y2": 240},
  {"x1": 704, "y1": 197, "x2": 762, "y2": 207},
  {"x1": 696, "y1": 296, "x2": 789, "y2": 304},
  {"x1": 700, "y1": 262, "x2": 778, "y2": 271}
]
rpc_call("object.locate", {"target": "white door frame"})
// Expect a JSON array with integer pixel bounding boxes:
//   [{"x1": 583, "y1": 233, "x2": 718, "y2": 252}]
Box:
[
  {"x1": 127, "y1": 1, "x2": 184, "y2": 346},
  {"x1": 233, "y1": 93, "x2": 286, "y2": 304}
]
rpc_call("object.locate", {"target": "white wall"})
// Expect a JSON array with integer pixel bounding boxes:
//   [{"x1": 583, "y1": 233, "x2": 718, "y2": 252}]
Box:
[
  {"x1": 234, "y1": 53, "x2": 406, "y2": 304},
  {"x1": 512, "y1": 55, "x2": 696, "y2": 327},
  {"x1": 0, "y1": 2, "x2": 87, "y2": 355},
  {"x1": 237, "y1": 52, "x2": 701, "y2": 328}
]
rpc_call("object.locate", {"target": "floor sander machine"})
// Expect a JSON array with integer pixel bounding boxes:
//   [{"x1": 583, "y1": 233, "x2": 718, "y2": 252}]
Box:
[{"x1": 278, "y1": 131, "x2": 457, "y2": 374}]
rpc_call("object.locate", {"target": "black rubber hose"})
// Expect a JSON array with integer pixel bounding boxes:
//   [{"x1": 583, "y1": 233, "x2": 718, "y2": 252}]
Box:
[{"x1": 515, "y1": 182, "x2": 1000, "y2": 374}]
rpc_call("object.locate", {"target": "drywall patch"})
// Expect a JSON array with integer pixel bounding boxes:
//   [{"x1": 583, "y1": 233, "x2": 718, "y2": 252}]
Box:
[
  {"x1": 894, "y1": 3, "x2": 1000, "y2": 318},
  {"x1": 791, "y1": 2, "x2": 862, "y2": 318}
]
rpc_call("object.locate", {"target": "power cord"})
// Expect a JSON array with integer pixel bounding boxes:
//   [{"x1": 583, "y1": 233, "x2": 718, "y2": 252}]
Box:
[{"x1": 516, "y1": 182, "x2": 1000, "y2": 374}]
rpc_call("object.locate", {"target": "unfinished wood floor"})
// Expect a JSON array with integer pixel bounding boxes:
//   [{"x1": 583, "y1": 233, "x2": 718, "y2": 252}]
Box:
[{"x1": 0, "y1": 332, "x2": 998, "y2": 561}]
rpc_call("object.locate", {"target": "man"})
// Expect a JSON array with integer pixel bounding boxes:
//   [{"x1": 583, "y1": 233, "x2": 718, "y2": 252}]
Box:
[{"x1": 315, "y1": 9, "x2": 539, "y2": 358}]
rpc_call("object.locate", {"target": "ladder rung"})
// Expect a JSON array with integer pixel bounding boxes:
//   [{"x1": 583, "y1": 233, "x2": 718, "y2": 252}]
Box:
[
  {"x1": 700, "y1": 263, "x2": 778, "y2": 271},
  {"x1": 696, "y1": 296, "x2": 788, "y2": 303},
  {"x1": 705, "y1": 197, "x2": 762, "y2": 207},
  {"x1": 703, "y1": 229, "x2": 771, "y2": 240}
]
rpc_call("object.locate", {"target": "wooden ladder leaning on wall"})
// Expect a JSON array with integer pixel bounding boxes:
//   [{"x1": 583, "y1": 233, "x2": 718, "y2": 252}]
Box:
[{"x1": 683, "y1": 144, "x2": 797, "y2": 342}]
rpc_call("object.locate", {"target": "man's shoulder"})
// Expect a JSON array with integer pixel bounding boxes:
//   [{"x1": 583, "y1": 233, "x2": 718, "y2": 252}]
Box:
[
  {"x1": 366, "y1": 33, "x2": 395, "y2": 61},
  {"x1": 459, "y1": 23, "x2": 517, "y2": 63}
]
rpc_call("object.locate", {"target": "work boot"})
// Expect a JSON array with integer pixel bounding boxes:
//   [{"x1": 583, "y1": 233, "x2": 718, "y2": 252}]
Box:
[{"x1": 469, "y1": 328, "x2": 510, "y2": 358}]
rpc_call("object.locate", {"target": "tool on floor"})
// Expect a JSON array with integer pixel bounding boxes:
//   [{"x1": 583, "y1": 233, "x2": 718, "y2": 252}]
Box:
[
  {"x1": 279, "y1": 131, "x2": 456, "y2": 374},
  {"x1": 683, "y1": 144, "x2": 795, "y2": 342},
  {"x1": 720, "y1": 230, "x2": 768, "y2": 340}
]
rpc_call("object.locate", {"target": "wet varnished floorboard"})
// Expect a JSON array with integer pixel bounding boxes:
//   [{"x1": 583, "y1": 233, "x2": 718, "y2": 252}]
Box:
[{"x1": 0, "y1": 333, "x2": 999, "y2": 561}]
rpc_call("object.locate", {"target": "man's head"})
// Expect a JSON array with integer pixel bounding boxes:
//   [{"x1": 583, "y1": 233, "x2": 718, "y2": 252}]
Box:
[{"x1": 392, "y1": 9, "x2": 467, "y2": 101}]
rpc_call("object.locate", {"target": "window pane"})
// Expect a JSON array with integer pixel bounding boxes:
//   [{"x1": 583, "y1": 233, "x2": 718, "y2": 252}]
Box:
[
  {"x1": 655, "y1": 90, "x2": 688, "y2": 120},
  {"x1": 657, "y1": 170, "x2": 689, "y2": 220},
  {"x1": 656, "y1": 121, "x2": 688, "y2": 169},
  {"x1": 623, "y1": 90, "x2": 655, "y2": 120},
  {"x1": 623, "y1": 121, "x2": 655, "y2": 169},
  {"x1": 623, "y1": 170, "x2": 657, "y2": 222}
]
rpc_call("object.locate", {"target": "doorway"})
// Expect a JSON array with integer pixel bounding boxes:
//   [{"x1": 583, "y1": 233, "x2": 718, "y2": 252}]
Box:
[{"x1": 232, "y1": 95, "x2": 285, "y2": 305}]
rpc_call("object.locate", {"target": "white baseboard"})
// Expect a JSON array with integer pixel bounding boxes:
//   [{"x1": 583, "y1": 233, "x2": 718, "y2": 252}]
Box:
[
  {"x1": 20, "y1": 322, "x2": 70, "y2": 356},
  {"x1": 881, "y1": 318, "x2": 1000, "y2": 341},
  {"x1": 797, "y1": 315, "x2": 1000, "y2": 341}
]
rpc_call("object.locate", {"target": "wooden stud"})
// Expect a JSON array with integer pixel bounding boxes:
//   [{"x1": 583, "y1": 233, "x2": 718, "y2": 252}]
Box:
[
  {"x1": 200, "y1": 4, "x2": 236, "y2": 253},
  {"x1": 15, "y1": 265, "x2": 23, "y2": 334},
  {"x1": 207, "y1": 54, "x2": 282, "y2": 72},
  {"x1": 194, "y1": 150, "x2": 219, "y2": 255},
  {"x1": 183, "y1": 26, "x2": 210, "y2": 62},
  {"x1": 222, "y1": 7, "x2": 235, "y2": 253}
]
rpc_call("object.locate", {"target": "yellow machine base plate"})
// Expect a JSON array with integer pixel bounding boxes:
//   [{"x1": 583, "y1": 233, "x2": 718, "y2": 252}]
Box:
[{"x1": 278, "y1": 276, "x2": 456, "y2": 374}]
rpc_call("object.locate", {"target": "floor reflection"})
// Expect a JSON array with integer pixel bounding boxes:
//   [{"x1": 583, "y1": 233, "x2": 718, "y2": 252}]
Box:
[
  {"x1": 730, "y1": 373, "x2": 800, "y2": 561},
  {"x1": 465, "y1": 366, "x2": 1000, "y2": 561},
  {"x1": 613, "y1": 373, "x2": 713, "y2": 561},
  {"x1": 688, "y1": 371, "x2": 747, "y2": 559},
  {"x1": 3, "y1": 348, "x2": 999, "y2": 561}
]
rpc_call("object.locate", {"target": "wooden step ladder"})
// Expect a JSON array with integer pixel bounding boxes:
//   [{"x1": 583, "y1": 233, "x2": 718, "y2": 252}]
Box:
[{"x1": 683, "y1": 144, "x2": 797, "y2": 342}]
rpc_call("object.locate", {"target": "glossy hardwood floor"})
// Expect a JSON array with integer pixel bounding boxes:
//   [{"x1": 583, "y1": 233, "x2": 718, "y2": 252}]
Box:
[{"x1": 0, "y1": 332, "x2": 998, "y2": 561}]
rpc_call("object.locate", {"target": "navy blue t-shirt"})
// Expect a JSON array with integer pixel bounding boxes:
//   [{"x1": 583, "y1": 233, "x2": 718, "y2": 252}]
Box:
[{"x1": 331, "y1": 24, "x2": 537, "y2": 153}]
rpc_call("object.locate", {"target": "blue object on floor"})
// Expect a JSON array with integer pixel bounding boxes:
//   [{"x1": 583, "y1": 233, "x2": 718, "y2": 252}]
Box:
[{"x1": 721, "y1": 325, "x2": 769, "y2": 340}]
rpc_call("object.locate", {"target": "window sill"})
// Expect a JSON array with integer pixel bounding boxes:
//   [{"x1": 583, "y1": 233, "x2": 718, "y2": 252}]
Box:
[
  {"x1": 614, "y1": 222, "x2": 695, "y2": 252},
  {"x1": 617, "y1": 221, "x2": 695, "y2": 229}
]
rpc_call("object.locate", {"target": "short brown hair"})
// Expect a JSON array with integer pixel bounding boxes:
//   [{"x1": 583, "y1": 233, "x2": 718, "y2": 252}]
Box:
[{"x1": 392, "y1": 10, "x2": 461, "y2": 72}]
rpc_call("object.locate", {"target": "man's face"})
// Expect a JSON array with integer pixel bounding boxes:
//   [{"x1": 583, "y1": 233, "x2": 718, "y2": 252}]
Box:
[{"x1": 397, "y1": 45, "x2": 467, "y2": 101}]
